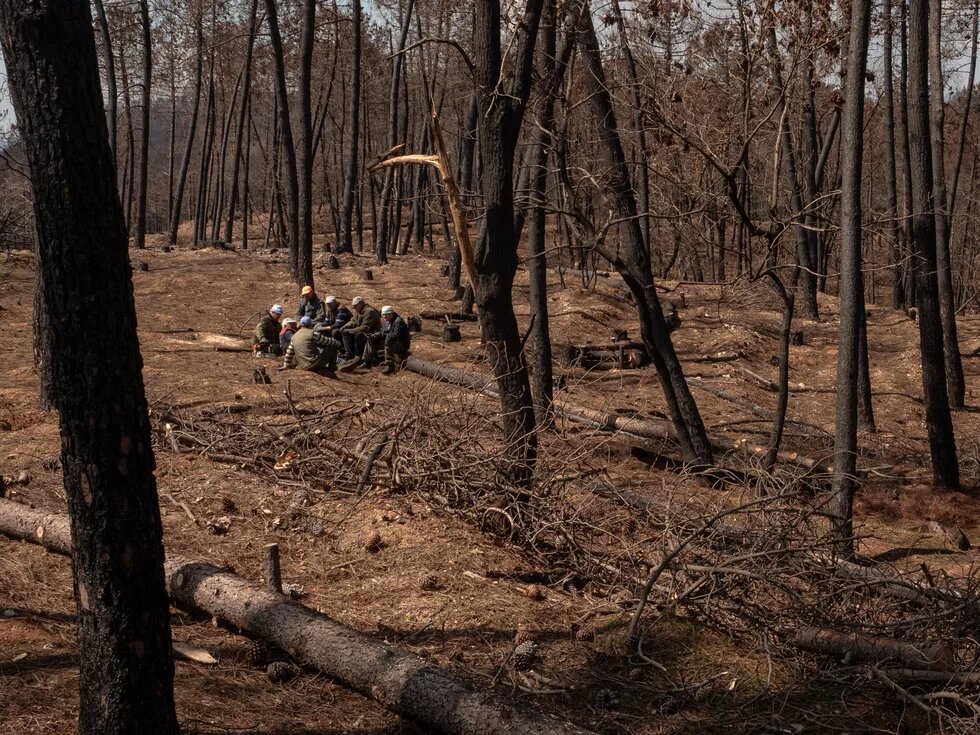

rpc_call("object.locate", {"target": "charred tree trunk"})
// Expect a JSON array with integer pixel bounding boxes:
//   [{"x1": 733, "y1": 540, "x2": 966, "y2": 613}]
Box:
[
  {"x1": 134, "y1": 0, "x2": 151, "y2": 249},
  {"x1": 832, "y1": 0, "x2": 872, "y2": 558},
  {"x1": 377, "y1": 0, "x2": 415, "y2": 265},
  {"x1": 295, "y1": 0, "x2": 315, "y2": 282},
  {"x1": 908, "y1": 0, "x2": 960, "y2": 489},
  {"x1": 928, "y1": 0, "x2": 965, "y2": 407},
  {"x1": 766, "y1": 28, "x2": 819, "y2": 321},
  {"x1": 339, "y1": 0, "x2": 362, "y2": 253},
  {"x1": 577, "y1": 4, "x2": 713, "y2": 465},
  {"x1": 168, "y1": 11, "x2": 204, "y2": 246},
  {"x1": 264, "y1": 0, "x2": 303, "y2": 282},
  {"x1": 471, "y1": 0, "x2": 544, "y2": 487},
  {"x1": 224, "y1": 0, "x2": 259, "y2": 246},
  {"x1": 883, "y1": 0, "x2": 905, "y2": 310},
  {"x1": 0, "y1": 1, "x2": 179, "y2": 731},
  {"x1": 92, "y1": 0, "x2": 117, "y2": 170}
]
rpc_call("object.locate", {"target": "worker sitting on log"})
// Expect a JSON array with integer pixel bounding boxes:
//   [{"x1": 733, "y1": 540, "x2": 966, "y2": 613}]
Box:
[
  {"x1": 296, "y1": 285, "x2": 326, "y2": 323},
  {"x1": 373, "y1": 305, "x2": 411, "y2": 375},
  {"x1": 280, "y1": 316, "x2": 340, "y2": 377},
  {"x1": 279, "y1": 318, "x2": 299, "y2": 354},
  {"x1": 337, "y1": 296, "x2": 381, "y2": 368},
  {"x1": 320, "y1": 295, "x2": 352, "y2": 335},
  {"x1": 253, "y1": 304, "x2": 284, "y2": 356}
]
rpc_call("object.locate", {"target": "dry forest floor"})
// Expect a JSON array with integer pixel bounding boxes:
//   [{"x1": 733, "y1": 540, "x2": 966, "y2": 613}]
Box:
[{"x1": 4, "y1": 241, "x2": 980, "y2": 734}]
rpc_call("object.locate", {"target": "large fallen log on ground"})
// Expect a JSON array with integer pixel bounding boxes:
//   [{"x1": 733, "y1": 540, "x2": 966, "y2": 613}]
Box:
[
  {"x1": 0, "y1": 499, "x2": 592, "y2": 735},
  {"x1": 792, "y1": 627, "x2": 953, "y2": 671},
  {"x1": 403, "y1": 356, "x2": 833, "y2": 474}
]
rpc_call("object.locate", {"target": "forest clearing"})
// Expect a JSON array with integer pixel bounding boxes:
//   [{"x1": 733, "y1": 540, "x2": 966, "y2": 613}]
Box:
[{"x1": 4, "y1": 245, "x2": 980, "y2": 733}]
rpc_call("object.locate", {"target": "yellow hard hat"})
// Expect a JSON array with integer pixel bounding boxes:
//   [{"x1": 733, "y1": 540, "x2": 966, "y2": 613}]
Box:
[{"x1": 301, "y1": 285, "x2": 314, "y2": 295}]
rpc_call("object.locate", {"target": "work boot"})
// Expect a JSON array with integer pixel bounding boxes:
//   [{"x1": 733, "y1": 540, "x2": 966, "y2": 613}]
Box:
[{"x1": 339, "y1": 357, "x2": 362, "y2": 373}]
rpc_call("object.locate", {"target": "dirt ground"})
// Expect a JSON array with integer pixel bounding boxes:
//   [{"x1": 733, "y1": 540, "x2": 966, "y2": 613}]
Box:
[{"x1": 3, "y1": 241, "x2": 980, "y2": 734}]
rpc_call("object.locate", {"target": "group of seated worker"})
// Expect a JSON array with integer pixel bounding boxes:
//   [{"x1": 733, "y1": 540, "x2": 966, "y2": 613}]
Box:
[{"x1": 253, "y1": 285, "x2": 410, "y2": 378}]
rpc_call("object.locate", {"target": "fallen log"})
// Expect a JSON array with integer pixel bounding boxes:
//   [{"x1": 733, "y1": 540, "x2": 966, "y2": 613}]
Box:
[
  {"x1": 403, "y1": 356, "x2": 833, "y2": 474},
  {"x1": 0, "y1": 499, "x2": 592, "y2": 735},
  {"x1": 420, "y1": 310, "x2": 480, "y2": 323},
  {"x1": 792, "y1": 627, "x2": 953, "y2": 671},
  {"x1": 846, "y1": 666, "x2": 980, "y2": 685}
]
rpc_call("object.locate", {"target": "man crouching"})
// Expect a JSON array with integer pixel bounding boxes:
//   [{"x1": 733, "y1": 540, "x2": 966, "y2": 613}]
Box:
[{"x1": 280, "y1": 316, "x2": 340, "y2": 378}]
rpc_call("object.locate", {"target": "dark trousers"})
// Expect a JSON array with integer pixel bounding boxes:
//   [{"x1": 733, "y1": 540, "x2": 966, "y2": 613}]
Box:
[{"x1": 341, "y1": 330, "x2": 367, "y2": 359}]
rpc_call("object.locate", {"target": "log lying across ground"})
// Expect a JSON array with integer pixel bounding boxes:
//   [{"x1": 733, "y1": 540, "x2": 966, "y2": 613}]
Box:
[
  {"x1": 403, "y1": 356, "x2": 833, "y2": 475},
  {"x1": 0, "y1": 499, "x2": 593, "y2": 735},
  {"x1": 792, "y1": 627, "x2": 953, "y2": 671}
]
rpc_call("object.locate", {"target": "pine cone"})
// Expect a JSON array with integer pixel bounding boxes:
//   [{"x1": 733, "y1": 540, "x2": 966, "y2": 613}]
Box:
[
  {"x1": 363, "y1": 530, "x2": 383, "y2": 552},
  {"x1": 266, "y1": 661, "x2": 300, "y2": 684},
  {"x1": 420, "y1": 574, "x2": 441, "y2": 591},
  {"x1": 512, "y1": 641, "x2": 538, "y2": 672},
  {"x1": 244, "y1": 639, "x2": 274, "y2": 668},
  {"x1": 514, "y1": 625, "x2": 537, "y2": 646},
  {"x1": 221, "y1": 497, "x2": 237, "y2": 513},
  {"x1": 594, "y1": 688, "x2": 619, "y2": 709},
  {"x1": 574, "y1": 622, "x2": 597, "y2": 642},
  {"x1": 524, "y1": 584, "x2": 545, "y2": 601},
  {"x1": 308, "y1": 519, "x2": 325, "y2": 537}
]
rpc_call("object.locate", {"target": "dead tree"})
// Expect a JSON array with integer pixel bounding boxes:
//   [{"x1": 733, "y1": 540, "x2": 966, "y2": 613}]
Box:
[
  {"x1": 133, "y1": 0, "x2": 151, "y2": 249},
  {"x1": 908, "y1": 0, "x2": 960, "y2": 489},
  {"x1": 224, "y1": 0, "x2": 259, "y2": 245},
  {"x1": 338, "y1": 0, "x2": 362, "y2": 253},
  {"x1": 167, "y1": 6, "x2": 203, "y2": 246},
  {"x1": 576, "y1": 4, "x2": 713, "y2": 465},
  {"x1": 832, "y1": 0, "x2": 872, "y2": 558},
  {"x1": 0, "y1": 0, "x2": 179, "y2": 731},
  {"x1": 928, "y1": 0, "x2": 965, "y2": 408}
]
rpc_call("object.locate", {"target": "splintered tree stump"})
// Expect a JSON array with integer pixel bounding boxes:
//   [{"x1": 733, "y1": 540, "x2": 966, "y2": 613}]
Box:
[
  {"x1": 327, "y1": 255, "x2": 340, "y2": 270},
  {"x1": 363, "y1": 269, "x2": 374, "y2": 281},
  {"x1": 134, "y1": 259, "x2": 149, "y2": 272},
  {"x1": 443, "y1": 324, "x2": 462, "y2": 343}
]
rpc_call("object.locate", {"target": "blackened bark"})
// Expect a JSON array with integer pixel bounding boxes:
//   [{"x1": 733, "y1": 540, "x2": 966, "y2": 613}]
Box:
[
  {"x1": 264, "y1": 0, "x2": 303, "y2": 282},
  {"x1": 134, "y1": 0, "x2": 151, "y2": 249},
  {"x1": 883, "y1": 0, "x2": 905, "y2": 310},
  {"x1": 832, "y1": 0, "x2": 872, "y2": 558},
  {"x1": 766, "y1": 28, "x2": 819, "y2": 321},
  {"x1": 899, "y1": 0, "x2": 917, "y2": 307},
  {"x1": 928, "y1": 0, "x2": 965, "y2": 407},
  {"x1": 763, "y1": 279, "x2": 793, "y2": 471},
  {"x1": 224, "y1": 0, "x2": 259, "y2": 245},
  {"x1": 168, "y1": 10, "x2": 203, "y2": 245},
  {"x1": 377, "y1": 0, "x2": 415, "y2": 265},
  {"x1": 338, "y1": 0, "x2": 362, "y2": 253},
  {"x1": 472, "y1": 0, "x2": 544, "y2": 486},
  {"x1": 908, "y1": 0, "x2": 960, "y2": 489},
  {"x1": 577, "y1": 5, "x2": 713, "y2": 465},
  {"x1": 295, "y1": 0, "x2": 315, "y2": 282},
  {"x1": 92, "y1": 0, "x2": 116, "y2": 169},
  {"x1": 0, "y1": 1, "x2": 178, "y2": 732},
  {"x1": 526, "y1": 0, "x2": 559, "y2": 423}
]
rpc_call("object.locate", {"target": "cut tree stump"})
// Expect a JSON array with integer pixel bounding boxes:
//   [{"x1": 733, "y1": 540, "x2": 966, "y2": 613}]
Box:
[
  {"x1": 0, "y1": 499, "x2": 594, "y2": 735},
  {"x1": 792, "y1": 627, "x2": 953, "y2": 671},
  {"x1": 443, "y1": 324, "x2": 461, "y2": 343},
  {"x1": 363, "y1": 269, "x2": 374, "y2": 281}
]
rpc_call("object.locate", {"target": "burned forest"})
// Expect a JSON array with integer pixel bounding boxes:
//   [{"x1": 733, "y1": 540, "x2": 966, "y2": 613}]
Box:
[{"x1": 7, "y1": 0, "x2": 980, "y2": 733}]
